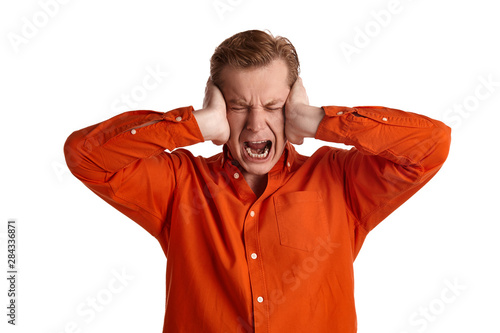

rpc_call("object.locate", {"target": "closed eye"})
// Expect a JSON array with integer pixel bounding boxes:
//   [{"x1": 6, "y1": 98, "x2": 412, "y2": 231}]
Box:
[
  {"x1": 265, "y1": 106, "x2": 284, "y2": 112},
  {"x1": 230, "y1": 107, "x2": 247, "y2": 112}
]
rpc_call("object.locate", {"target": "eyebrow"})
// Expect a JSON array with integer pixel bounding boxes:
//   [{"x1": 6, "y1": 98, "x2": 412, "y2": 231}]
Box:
[
  {"x1": 228, "y1": 99, "x2": 248, "y2": 106},
  {"x1": 264, "y1": 100, "x2": 284, "y2": 107}
]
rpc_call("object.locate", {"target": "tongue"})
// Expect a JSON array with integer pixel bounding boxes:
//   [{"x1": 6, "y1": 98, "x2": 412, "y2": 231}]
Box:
[{"x1": 247, "y1": 141, "x2": 268, "y2": 149}]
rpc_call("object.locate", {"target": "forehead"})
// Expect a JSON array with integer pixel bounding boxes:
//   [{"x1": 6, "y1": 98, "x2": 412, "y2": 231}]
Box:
[{"x1": 220, "y1": 60, "x2": 290, "y2": 103}]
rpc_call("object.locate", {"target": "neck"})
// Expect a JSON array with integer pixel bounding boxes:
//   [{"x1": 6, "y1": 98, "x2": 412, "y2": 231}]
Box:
[{"x1": 242, "y1": 172, "x2": 268, "y2": 198}]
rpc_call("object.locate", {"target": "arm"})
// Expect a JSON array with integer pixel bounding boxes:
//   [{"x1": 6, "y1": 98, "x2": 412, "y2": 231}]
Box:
[
  {"x1": 317, "y1": 105, "x2": 451, "y2": 232},
  {"x1": 285, "y1": 78, "x2": 451, "y2": 233},
  {"x1": 64, "y1": 80, "x2": 229, "y2": 239},
  {"x1": 64, "y1": 107, "x2": 205, "y2": 238}
]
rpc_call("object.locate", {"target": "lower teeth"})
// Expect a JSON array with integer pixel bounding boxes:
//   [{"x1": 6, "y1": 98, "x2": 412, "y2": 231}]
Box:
[{"x1": 246, "y1": 146, "x2": 269, "y2": 159}]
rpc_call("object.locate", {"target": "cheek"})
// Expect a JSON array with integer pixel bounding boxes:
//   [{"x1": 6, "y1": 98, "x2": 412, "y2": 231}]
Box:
[
  {"x1": 270, "y1": 113, "x2": 286, "y2": 138},
  {"x1": 227, "y1": 114, "x2": 244, "y2": 140}
]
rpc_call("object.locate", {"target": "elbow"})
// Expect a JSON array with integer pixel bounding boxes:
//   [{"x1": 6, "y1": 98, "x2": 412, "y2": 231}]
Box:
[
  {"x1": 420, "y1": 120, "x2": 452, "y2": 173},
  {"x1": 64, "y1": 129, "x2": 93, "y2": 180},
  {"x1": 64, "y1": 127, "x2": 108, "y2": 184},
  {"x1": 433, "y1": 121, "x2": 452, "y2": 167}
]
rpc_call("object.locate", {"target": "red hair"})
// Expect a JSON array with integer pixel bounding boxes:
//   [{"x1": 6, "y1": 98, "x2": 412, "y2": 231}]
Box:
[{"x1": 210, "y1": 30, "x2": 300, "y2": 88}]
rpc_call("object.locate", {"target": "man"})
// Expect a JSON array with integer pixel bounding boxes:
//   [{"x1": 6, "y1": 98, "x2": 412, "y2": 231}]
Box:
[{"x1": 64, "y1": 30, "x2": 451, "y2": 332}]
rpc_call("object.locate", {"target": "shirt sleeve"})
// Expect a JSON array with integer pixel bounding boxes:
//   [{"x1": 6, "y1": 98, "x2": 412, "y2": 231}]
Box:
[
  {"x1": 315, "y1": 105, "x2": 451, "y2": 236},
  {"x1": 64, "y1": 106, "x2": 204, "y2": 239}
]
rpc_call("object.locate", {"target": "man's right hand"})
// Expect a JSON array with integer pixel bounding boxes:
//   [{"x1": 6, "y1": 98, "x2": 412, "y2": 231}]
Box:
[{"x1": 193, "y1": 79, "x2": 230, "y2": 145}]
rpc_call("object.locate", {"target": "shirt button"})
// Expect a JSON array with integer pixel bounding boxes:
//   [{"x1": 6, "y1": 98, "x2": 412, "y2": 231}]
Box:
[
  {"x1": 287, "y1": 162, "x2": 291, "y2": 168},
  {"x1": 175, "y1": 116, "x2": 182, "y2": 122},
  {"x1": 382, "y1": 117, "x2": 388, "y2": 121},
  {"x1": 250, "y1": 211, "x2": 255, "y2": 217},
  {"x1": 257, "y1": 296, "x2": 264, "y2": 303},
  {"x1": 251, "y1": 253, "x2": 257, "y2": 260},
  {"x1": 130, "y1": 129, "x2": 137, "y2": 135},
  {"x1": 336, "y1": 111, "x2": 344, "y2": 115},
  {"x1": 233, "y1": 173, "x2": 240, "y2": 179}
]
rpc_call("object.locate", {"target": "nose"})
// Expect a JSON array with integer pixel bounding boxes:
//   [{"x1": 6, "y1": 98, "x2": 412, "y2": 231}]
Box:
[{"x1": 246, "y1": 108, "x2": 267, "y2": 132}]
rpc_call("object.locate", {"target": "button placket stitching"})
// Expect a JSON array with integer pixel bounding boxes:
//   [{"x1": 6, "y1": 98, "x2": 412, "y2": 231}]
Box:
[{"x1": 244, "y1": 204, "x2": 270, "y2": 331}]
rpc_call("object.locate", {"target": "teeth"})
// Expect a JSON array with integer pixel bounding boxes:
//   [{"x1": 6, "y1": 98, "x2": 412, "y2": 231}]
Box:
[{"x1": 246, "y1": 146, "x2": 269, "y2": 159}]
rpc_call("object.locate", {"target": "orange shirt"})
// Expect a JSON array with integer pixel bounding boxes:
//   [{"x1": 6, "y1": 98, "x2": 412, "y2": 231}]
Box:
[{"x1": 64, "y1": 105, "x2": 451, "y2": 332}]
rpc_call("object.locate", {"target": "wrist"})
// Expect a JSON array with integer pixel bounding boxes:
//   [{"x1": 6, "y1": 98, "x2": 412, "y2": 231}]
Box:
[
  {"x1": 193, "y1": 107, "x2": 229, "y2": 145},
  {"x1": 193, "y1": 108, "x2": 216, "y2": 141},
  {"x1": 301, "y1": 105, "x2": 325, "y2": 138}
]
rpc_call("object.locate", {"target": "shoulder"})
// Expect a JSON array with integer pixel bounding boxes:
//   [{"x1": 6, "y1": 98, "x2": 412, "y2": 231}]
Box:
[
  {"x1": 170, "y1": 148, "x2": 223, "y2": 169},
  {"x1": 286, "y1": 144, "x2": 350, "y2": 175},
  {"x1": 300, "y1": 145, "x2": 350, "y2": 163}
]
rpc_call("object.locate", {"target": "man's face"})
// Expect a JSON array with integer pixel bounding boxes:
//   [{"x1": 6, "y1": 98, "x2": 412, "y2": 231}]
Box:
[{"x1": 220, "y1": 59, "x2": 290, "y2": 177}]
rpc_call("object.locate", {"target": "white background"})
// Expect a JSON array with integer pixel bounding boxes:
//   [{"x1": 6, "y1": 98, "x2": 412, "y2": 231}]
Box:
[{"x1": 1, "y1": 0, "x2": 499, "y2": 332}]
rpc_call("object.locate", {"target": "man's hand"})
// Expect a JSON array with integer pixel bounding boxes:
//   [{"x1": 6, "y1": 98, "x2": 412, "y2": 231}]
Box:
[
  {"x1": 193, "y1": 79, "x2": 230, "y2": 145},
  {"x1": 284, "y1": 78, "x2": 325, "y2": 145}
]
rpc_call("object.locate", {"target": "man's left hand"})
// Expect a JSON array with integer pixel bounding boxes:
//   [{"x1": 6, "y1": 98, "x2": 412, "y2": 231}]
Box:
[{"x1": 284, "y1": 78, "x2": 325, "y2": 145}]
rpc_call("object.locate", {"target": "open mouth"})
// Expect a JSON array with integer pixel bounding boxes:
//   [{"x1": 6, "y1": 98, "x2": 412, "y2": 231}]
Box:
[{"x1": 244, "y1": 140, "x2": 272, "y2": 159}]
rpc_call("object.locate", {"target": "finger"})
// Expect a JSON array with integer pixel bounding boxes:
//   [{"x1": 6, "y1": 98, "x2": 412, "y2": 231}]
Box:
[
  {"x1": 204, "y1": 78, "x2": 211, "y2": 95},
  {"x1": 288, "y1": 137, "x2": 304, "y2": 145},
  {"x1": 292, "y1": 77, "x2": 303, "y2": 90},
  {"x1": 285, "y1": 130, "x2": 303, "y2": 145}
]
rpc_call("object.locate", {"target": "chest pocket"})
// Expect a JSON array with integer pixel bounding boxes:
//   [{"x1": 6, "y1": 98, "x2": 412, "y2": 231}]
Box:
[{"x1": 273, "y1": 191, "x2": 329, "y2": 252}]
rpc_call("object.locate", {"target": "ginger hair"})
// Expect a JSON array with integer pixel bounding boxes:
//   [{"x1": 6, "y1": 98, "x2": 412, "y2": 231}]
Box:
[{"x1": 210, "y1": 30, "x2": 300, "y2": 88}]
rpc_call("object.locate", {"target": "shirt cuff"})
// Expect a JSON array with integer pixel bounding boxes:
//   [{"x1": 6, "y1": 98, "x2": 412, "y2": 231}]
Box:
[
  {"x1": 161, "y1": 106, "x2": 205, "y2": 149},
  {"x1": 314, "y1": 105, "x2": 354, "y2": 144}
]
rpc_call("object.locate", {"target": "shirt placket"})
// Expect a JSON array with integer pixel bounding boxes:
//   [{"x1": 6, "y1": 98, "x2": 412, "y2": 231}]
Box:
[
  {"x1": 243, "y1": 202, "x2": 270, "y2": 333},
  {"x1": 223, "y1": 152, "x2": 292, "y2": 332},
  {"x1": 224, "y1": 164, "x2": 270, "y2": 332}
]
